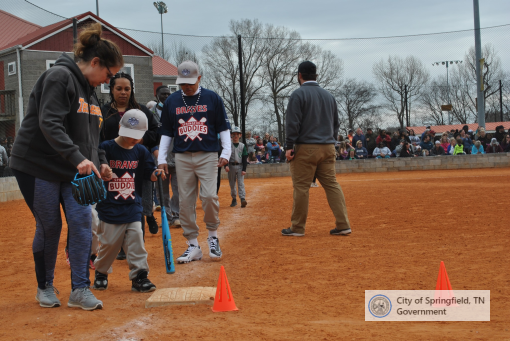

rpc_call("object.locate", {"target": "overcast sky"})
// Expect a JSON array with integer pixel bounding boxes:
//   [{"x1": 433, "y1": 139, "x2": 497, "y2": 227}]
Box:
[
  {"x1": 22, "y1": 0, "x2": 510, "y2": 38},
  {"x1": 3, "y1": 0, "x2": 509, "y2": 81}
]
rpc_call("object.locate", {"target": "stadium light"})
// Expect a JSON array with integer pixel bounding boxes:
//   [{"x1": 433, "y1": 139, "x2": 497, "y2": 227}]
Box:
[
  {"x1": 433, "y1": 59, "x2": 463, "y2": 124},
  {"x1": 153, "y1": 2, "x2": 168, "y2": 59}
]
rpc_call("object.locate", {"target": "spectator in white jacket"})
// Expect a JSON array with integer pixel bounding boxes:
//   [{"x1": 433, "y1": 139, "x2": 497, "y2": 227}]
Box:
[{"x1": 373, "y1": 142, "x2": 391, "y2": 159}]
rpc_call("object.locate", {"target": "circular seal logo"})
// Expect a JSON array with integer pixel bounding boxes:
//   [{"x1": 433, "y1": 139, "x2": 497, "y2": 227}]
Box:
[
  {"x1": 368, "y1": 295, "x2": 392, "y2": 318},
  {"x1": 181, "y1": 68, "x2": 191, "y2": 76}
]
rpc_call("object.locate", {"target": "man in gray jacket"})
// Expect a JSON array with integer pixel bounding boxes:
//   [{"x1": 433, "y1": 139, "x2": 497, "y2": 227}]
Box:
[{"x1": 282, "y1": 61, "x2": 352, "y2": 237}]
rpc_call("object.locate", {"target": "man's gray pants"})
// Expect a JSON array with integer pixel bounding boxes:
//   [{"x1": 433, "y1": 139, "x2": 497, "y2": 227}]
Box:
[
  {"x1": 156, "y1": 166, "x2": 179, "y2": 224},
  {"x1": 175, "y1": 152, "x2": 220, "y2": 241},
  {"x1": 94, "y1": 220, "x2": 149, "y2": 280},
  {"x1": 228, "y1": 164, "x2": 246, "y2": 199}
]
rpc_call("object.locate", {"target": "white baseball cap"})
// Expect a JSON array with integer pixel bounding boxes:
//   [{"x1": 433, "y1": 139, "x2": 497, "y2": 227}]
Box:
[
  {"x1": 176, "y1": 60, "x2": 199, "y2": 85},
  {"x1": 119, "y1": 109, "x2": 148, "y2": 139},
  {"x1": 231, "y1": 126, "x2": 241, "y2": 134}
]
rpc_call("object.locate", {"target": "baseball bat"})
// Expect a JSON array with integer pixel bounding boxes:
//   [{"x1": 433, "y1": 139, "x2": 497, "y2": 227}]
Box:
[{"x1": 157, "y1": 174, "x2": 175, "y2": 274}]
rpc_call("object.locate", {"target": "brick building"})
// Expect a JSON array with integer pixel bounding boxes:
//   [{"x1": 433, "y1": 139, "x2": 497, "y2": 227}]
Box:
[{"x1": 0, "y1": 10, "x2": 178, "y2": 139}]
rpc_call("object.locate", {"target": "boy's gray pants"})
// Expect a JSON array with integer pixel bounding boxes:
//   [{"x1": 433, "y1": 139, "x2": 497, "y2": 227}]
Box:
[
  {"x1": 94, "y1": 220, "x2": 149, "y2": 280},
  {"x1": 228, "y1": 164, "x2": 246, "y2": 199}
]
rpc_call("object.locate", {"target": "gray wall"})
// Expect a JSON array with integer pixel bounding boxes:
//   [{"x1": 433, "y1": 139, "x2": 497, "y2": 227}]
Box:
[
  {"x1": 0, "y1": 51, "x2": 20, "y2": 136},
  {"x1": 222, "y1": 153, "x2": 510, "y2": 179}
]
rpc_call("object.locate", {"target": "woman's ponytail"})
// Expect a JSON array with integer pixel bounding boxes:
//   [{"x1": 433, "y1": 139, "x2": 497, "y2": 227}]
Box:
[{"x1": 74, "y1": 23, "x2": 124, "y2": 68}]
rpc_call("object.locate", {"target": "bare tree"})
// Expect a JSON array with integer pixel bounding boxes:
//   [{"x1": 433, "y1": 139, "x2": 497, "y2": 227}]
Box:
[
  {"x1": 335, "y1": 78, "x2": 378, "y2": 130},
  {"x1": 170, "y1": 41, "x2": 200, "y2": 67},
  {"x1": 373, "y1": 55, "x2": 430, "y2": 129},
  {"x1": 146, "y1": 41, "x2": 171, "y2": 61},
  {"x1": 202, "y1": 19, "x2": 268, "y2": 127}
]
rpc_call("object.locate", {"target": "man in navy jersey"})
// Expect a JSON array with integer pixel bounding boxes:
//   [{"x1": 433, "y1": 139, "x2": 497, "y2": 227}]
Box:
[{"x1": 158, "y1": 61, "x2": 231, "y2": 264}]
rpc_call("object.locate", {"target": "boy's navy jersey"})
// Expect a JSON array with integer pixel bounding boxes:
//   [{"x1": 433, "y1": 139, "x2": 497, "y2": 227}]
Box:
[
  {"x1": 159, "y1": 87, "x2": 231, "y2": 153},
  {"x1": 96, "y1": 140, "x2": 155, "y2": 224}
]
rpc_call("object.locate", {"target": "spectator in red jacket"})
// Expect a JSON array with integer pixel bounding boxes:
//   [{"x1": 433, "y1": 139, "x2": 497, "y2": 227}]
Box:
[
  {"x1": 376, "y1": 129, "x2": 391, "y2": 147},
  {"x1": 486, "y1": 138, "x2": 504, "y2": 153}
]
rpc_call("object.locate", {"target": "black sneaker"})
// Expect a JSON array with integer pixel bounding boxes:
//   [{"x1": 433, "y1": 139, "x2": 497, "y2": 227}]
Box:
[
  {"x1": 131, "y1": 270, "x2": 156, "y2": 293},
  {"x1": 241, "y1": 198, "x2": 247, "y2": 208},
  {"x1": 330, "y1": 228, "x2": 352, "y2": 235},
  {"x1": 281, "y1": 228, "x2": 304, "y2": 237},
  {"x1": 207, "y1": 237, "x2": 222, "y2": 259},
  {"x1": 116, "y1": 249, "x2": 126, "y2": 260},
  {"x1": 230, "y1": 198, "x2": 237, "y2": 207},
  {"x1": 92, "y1": 270, "x2": 108, "y2": 290},
  {"x1": 147, "y1": 215, "x2": 159, "y2": 234}
]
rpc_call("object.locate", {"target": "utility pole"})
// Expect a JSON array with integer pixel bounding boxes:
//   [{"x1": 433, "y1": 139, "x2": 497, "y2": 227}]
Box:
[
  {"x1": 238, "y1": 35, "x2": 246, "y2": 145},
  {"x1": 500, "y1": 80, "x2": 503, "y2": 122},
  {"x1": 404, "y1": 85, "x2": 408, "y2": 127},
  {"x1": 96, "y1": 0, "x2": 99, "y2": 16},
  {"x1": 473, "y1": 0, "x2": 485, "y2": 127},
  {"x1": 73, "y1": 18, "x2": 78, "y2": 62},
  {"x1": 153, "y1": 2, "x2": 168, "y2": 60}
]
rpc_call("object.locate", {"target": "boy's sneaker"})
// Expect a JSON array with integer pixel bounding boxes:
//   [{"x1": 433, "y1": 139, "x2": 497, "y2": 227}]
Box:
[
  {"x1": 330, "y1": 228, "x2": 352, "y2": 235},
  {"x1": 241, "y1": 198, "x2": 247, "y2": 208},
  {"x1": 310, "y1": 182, "x2": 319, "y2": 188},
  {"x1": 170, "y1": 219, "x2": 181, "y2": 228},
  {"x1": 116, "y1": 249, "x2": 126, "y2": 260},
  {"x1": 65, "y1": 248, "x2": 70, "y2": 266},
  {"x1": 92, "y1": 271, "x2": 108, "y2": 291},
  {"x1": 207, "y1": 237, "x2": 222, "y2": 259},
  {"x1": 281, "y1": 228, "x2": 305, "y2": 237},
  {"x1": 155, "y1": 205, "x2": 161, "y2": 211},
  {"x1": 89, "y1": 259, "x2": 96, "y2": 270},
  {"x1": 176, "y1": 242, "x2": 203, "y2": 263},
  {"x1": 131, "y1": 270, "x2": 156, "y2": 293},
  {"x1": 147, "y1": 215, "x2": 159, "y2": 234},
  {"x1": 67, "y1": 287, "x2": 103, "y2": 311},
  {"x1": 230, "y1": 198, "x2": 237, "y2": 207},
  {"x1": 36, "y1": 284, "x2": 61, "y2": 308}
]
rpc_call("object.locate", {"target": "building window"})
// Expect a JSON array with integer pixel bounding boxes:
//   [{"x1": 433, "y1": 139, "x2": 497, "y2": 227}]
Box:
[
  {"x1": 101, "y1": 64, "x2": 134, "y2": 93},
  {"x1": 46, "y1": 60, "x2": 56, "y2": 70},
  {"x1": 8, "y1": 62, "x2": 16, "y2": 75},
  {"x1": 169, "y1": 85, "x2": 178, "y2": 93}
]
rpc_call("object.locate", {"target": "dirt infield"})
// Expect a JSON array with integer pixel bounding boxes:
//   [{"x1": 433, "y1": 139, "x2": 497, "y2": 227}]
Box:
[{"x1": 1, "y1": 168, "x2": 509, "y2": 340}]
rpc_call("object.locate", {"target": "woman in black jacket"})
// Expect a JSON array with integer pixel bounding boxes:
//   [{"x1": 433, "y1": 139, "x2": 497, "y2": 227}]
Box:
[
  {"x1": 100, "y1": 73, "x2": 160, "y2": 258},
  {"x1": 10, "y1": 23, "x2": 124, "y2": 310}
]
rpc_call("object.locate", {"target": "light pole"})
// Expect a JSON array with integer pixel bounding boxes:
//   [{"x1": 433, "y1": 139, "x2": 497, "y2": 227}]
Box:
[
  {"x1": 153, "y1": 2, "x2": 168, "y2": 59},
  {"x1": 433, "y1": 60, "x2": 462, "y2": 124}
]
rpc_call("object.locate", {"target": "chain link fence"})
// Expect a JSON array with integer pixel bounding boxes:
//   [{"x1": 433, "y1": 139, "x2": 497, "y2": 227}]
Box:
[{"x1": 0, "y1": 1, "x2": 509, "y2": 176}]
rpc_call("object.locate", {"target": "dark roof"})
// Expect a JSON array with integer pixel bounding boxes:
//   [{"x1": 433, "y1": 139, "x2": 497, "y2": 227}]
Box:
[
  {"x1": 0, "y1": 11, "x2": 153, "y2": 56},
  {"x1": 0, "y1": 10, "x2": 41, "y2": 50}
]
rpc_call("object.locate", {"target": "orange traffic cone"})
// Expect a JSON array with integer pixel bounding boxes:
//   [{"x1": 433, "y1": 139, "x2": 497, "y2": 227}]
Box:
[
  {"x1": 435, "y1": 261, "x2": 453, "y2": 290},
  {"x1": 212, "y1": 266, "x2": 238, "y2": 312},
  {"x1": 433, "y1": 261, "x2": 456, "y2": 307}
]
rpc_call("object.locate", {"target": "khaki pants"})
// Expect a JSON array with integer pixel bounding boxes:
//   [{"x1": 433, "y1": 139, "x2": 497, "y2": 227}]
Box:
[
  {"x1": 175, "y1": 152, "x2": 220, "y2": 240},
  {"x1": 91, "y1": 204, "x2": 99, "y2": 255},
  {"x1": 290, "y1": 144, "x2": 351, "y2": 234},
  {"x1": 228, "y1": 164, "x2": 246, "y2": 199},
  {"x1": 94, "y1": 220, "x2": 149, "y2": 280}
]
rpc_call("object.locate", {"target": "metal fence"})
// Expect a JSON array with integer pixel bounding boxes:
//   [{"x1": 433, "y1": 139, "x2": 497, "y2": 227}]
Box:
[{"x1": 0, "y1": 1, "x2": 509, "y2": 176}]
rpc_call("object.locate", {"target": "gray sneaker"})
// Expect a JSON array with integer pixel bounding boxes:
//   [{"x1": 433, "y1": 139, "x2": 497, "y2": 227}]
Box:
[
  {"x1": 68, "y1": 287, "x2": 103, "y2": 311},
  {"x1": 36, "y1": 284, "x2": 61, "y2": 308}
]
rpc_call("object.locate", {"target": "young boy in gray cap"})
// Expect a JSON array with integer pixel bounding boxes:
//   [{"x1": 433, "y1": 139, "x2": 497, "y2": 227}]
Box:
[
  {"x1": 225, "y1": 126, "x2": 248, "y2": 207},
  {"x1": 93, "y1": 109, "x2": 165, "y2": 293}
]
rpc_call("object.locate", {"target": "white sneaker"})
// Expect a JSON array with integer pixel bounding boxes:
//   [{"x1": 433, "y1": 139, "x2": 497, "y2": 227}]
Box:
[
  {"x1": 207, "y1": 237, "x2": 222, "y2": 259},
  {"x1": 171, "y1": 219, "x2": 181, "y2": 228},
  {"x1": 176, "y1": 242, "x2": 203, "y2": 264},
  {"x1": 310, "y1": 182, "x2": 319, "y2": 188}
]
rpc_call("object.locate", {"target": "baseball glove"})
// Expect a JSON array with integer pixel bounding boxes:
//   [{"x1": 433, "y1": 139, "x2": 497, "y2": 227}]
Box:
[{"x1": 71, "y1": 173, "x2": 107, "y2": 206}]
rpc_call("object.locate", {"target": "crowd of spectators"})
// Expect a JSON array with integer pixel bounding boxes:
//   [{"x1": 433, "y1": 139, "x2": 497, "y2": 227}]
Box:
[
  {"x1": 1, "y1": 125, "x2": 509, "y2": 176},
  {"x1": 333, "y1": 124, "x2": 510, "y2": 160}
]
